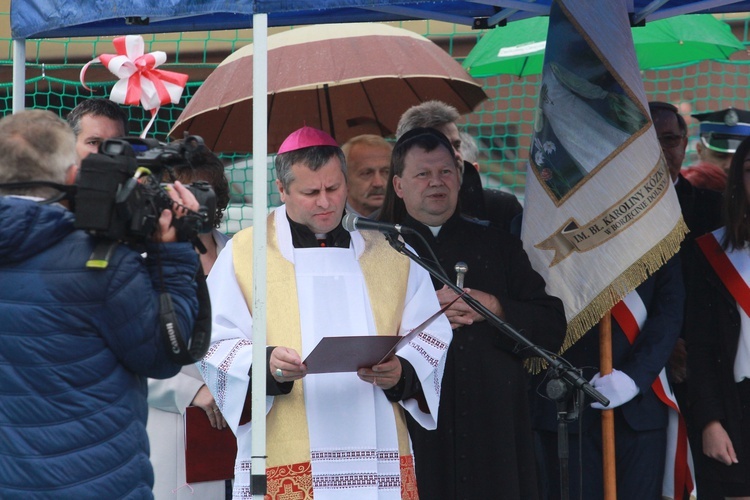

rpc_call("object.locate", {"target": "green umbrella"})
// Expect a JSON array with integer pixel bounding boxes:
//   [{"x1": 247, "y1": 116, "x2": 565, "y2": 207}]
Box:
[{"x1": 463, "y1": 14, "x2": 746, "y2": 78}]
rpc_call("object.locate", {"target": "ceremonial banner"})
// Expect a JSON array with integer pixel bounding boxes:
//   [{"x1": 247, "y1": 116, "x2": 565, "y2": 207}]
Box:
[{"x1": 522, "y1": 0, "x2": 687, "y2": 349}]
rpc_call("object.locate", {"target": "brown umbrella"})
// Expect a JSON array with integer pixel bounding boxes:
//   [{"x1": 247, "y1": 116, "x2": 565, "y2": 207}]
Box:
[{"x1": 170, "y1": 23, "x2": 487, "y2": 152}]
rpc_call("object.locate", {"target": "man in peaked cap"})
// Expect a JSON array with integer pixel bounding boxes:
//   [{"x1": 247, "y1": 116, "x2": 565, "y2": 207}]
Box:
[
  {"x1": 692, "y1": 107, "x2": 750, "y2": 173},
  {"x1": 199, "y1": 126, "x2": 452, "y2": 499}
]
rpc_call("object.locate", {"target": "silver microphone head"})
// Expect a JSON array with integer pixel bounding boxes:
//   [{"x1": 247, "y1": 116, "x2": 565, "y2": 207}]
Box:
[
  {"x1": 341, "y1": 212, "x2": 358, "y2": 232},
  {"x1": 454, "y1": 261, "x2": 468, "y2": 289}
]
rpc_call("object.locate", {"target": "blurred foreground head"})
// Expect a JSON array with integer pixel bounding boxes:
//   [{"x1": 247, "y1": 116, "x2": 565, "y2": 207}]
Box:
[{"x1": 0, "y1": 109, "x2": 78, "y2": 199}]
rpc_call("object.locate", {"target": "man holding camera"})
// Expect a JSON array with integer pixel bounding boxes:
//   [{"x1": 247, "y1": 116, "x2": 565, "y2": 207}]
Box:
[
  {"x1": 67, "y1": 97, "x2": 129, "y2": 160},
  {"x1": 0, "y1": 110, "x2": 202, "y2": 497}
]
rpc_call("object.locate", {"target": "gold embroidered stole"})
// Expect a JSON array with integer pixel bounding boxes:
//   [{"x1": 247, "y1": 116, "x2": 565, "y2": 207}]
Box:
[{"x1": 232, "y1": 214, "x2": 412, "y2": 467}]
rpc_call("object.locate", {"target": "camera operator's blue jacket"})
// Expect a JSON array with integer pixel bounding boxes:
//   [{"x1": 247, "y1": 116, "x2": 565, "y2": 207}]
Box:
[{"x1": 0, "y1": 197, "x2": 200, "y2": 499}]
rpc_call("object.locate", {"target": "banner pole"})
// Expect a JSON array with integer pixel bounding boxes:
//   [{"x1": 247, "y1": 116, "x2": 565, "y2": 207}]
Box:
[
  {"x1": 599, "y1": 311, "x2": 617, "y2": 500},
  {"x1": 250, "y1": 12, "x2": 269, "y2": 500}
]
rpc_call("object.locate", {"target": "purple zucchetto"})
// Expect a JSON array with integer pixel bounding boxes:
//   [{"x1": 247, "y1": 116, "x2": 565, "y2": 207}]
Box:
[{"x1": 277, "y1": 126, "x2": 339, "y2": 154}]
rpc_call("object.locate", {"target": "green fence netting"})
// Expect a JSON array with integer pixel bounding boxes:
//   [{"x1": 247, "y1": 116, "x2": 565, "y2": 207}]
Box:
[{"x1": 1, "y1": 13, "x2": 748, "y2": 233}]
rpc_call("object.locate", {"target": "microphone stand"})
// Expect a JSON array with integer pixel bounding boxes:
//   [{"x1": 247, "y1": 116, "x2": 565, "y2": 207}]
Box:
[{"x1": 384, "y1": 234, "x2": 606, "y2": 500}]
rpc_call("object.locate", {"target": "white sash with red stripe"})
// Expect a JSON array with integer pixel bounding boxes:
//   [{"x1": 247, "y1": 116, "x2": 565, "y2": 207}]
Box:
[
  {"x1": 697, "y1": 227, "x2": 750, "y2": 383},
  {"x1": 611, "y1": 292, "x2": 696, "y2": 500}
]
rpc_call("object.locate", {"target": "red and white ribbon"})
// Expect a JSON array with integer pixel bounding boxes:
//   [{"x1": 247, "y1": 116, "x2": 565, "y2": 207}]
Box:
[{"x1": 80, "y1": 35, "x2": 188, "y2": 137}]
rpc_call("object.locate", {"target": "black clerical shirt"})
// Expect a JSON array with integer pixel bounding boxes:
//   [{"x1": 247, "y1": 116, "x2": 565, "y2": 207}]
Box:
[{"x1": 287, "y1": 214, "x2": 351, "y2": 248}]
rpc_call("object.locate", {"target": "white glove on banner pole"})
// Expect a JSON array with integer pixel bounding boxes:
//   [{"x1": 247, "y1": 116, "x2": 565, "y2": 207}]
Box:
[{"x1": 590, "y1": 369, "x2": 639, "y2": 409}]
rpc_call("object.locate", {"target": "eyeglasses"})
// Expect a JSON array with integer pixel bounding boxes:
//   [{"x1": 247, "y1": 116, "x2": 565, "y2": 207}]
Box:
[{"x1": 657, "y1": 134, "x2": 685, "y2": 148}]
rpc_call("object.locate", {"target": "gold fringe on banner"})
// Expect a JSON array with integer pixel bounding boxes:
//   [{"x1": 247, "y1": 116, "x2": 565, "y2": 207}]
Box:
[{"x1": 526, "y1": 217, "x2": 688, "y2": 374}]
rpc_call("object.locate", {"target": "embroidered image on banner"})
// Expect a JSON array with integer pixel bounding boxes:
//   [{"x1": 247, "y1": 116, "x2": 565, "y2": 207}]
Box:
[{"x1": 531, "y1": 9, "x2": 649, "y2": 203}]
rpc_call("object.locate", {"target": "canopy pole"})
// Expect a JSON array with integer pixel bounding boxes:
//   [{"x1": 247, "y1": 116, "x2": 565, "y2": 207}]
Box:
[
  {"x1": 599, "y1": 312, "x2": 617, "y2": 499},
  {"x1": 251, "y1": 12, "x2": 269, "y2": 500},
  {"x1": 12, "y1": 39, "x2": 26, "y2": 113}
]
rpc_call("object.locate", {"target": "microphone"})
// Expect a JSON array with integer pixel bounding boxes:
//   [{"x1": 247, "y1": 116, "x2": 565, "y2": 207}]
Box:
[
  {"x1": 342, "y1": 213, "x2": 415, "y2": 234},
  {"x1": 454, "y1": 262, "x2": 468, "y2": 289}
]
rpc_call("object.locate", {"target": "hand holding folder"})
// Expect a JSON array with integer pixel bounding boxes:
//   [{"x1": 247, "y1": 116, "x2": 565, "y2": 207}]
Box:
[{"x1": 303, "y1": 294, "x2": 460, "y2": 374}]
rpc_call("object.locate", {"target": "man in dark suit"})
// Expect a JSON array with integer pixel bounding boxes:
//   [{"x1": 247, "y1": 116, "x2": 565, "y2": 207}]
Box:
[
  {"x1": 649, "y1": 100, "x2": 722, "y2": 374},
  {"x1": 459, "y1": 130, "x2": 524, "y2": 235},
  {"x1": 529, "y1": 100, "x2": 689, "y2": 500},
  {"x1": 532, "y1": 257, "x2": 684, "y2": 499},
  {"x1": 649, "y1": 102, "x2": 722, "y2": 247},
  {"x1": 650, "y1": 102, "x2": 723, "y2": 499}
]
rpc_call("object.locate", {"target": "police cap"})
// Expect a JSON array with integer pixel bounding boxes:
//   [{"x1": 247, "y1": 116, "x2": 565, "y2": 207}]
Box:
[{"x1": 691, "y1": 107, "x2": 750, "y2": 154}]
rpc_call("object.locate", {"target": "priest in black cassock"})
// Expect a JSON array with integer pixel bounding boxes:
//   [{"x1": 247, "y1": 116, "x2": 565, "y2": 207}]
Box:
[{"x1": 379, "y1": 127, "x2": 567, "y2": 499}]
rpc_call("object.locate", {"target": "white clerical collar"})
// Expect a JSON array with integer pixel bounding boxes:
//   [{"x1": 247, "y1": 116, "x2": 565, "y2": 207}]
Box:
[
  {"x1": 274, "y1": 205, "x2": 365, "y2": 264},
  {"x1": 427, "y1": 225, "x2": 442, "y2": 237}
]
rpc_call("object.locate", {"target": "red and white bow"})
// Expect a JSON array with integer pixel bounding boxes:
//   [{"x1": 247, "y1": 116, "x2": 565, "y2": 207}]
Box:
[{"x1": 80, "y1": 35, "x2": 188, "y2": 136}]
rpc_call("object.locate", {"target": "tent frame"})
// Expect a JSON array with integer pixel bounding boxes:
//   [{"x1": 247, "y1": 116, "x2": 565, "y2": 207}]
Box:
[{"x1": 10, "y1": 1, "x2": 750, "y2": 497}]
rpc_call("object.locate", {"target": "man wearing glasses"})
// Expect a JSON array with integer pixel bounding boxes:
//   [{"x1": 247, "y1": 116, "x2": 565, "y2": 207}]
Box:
[
  {"x1": 649, "y1": 101, "x2": 722, "y2": 244},
  {"x1": 649, "y1": 100, "x2": 723, "y2": 500}
]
